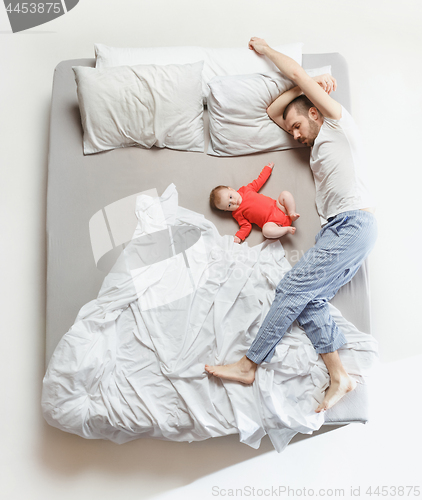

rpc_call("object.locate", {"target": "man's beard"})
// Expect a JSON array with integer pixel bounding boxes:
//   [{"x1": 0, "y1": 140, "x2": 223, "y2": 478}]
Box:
[{"x1": 305, "y1": 118, "x2": 320, "y2": 147}]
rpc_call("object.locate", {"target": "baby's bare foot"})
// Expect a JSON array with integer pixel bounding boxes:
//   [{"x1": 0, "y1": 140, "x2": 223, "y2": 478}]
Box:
[
  {"x1": 289, "y1": 212, "x2": 300, "y2": 222},
  {"x1": 287, "y1": 227, "x2": 296, "y2": 235}
]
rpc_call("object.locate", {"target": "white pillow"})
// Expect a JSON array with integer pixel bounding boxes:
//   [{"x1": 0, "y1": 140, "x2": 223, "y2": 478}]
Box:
[
  {"x1": 73, "y1": 62, "x2": 205, "y2": 155},
  {"x1": 206, "y1": 66, "x2": 332, "y2": 157},
  {"x1": 95, "y1": 44, "x2": 206, "y2": 69},
  {"x1": 94, "y1": 43, "x2": 303, "y2": 101},
  {"x1": 201, "y1": 44, "x2": 303, "y2": 99}
]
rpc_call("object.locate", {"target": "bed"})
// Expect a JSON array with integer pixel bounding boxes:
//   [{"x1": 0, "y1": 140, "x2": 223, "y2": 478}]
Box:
[{"x1": 43, "y1": 47, "x2": 377, "y2": 451}]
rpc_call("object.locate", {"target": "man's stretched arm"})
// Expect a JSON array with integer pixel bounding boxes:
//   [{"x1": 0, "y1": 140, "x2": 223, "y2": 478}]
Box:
[
  {"x1": 250, "y1": 37, "x2": 341, "y2": 121},
  {"x1": 267, "y1": 85, "x2": 303, "y2": 133}
]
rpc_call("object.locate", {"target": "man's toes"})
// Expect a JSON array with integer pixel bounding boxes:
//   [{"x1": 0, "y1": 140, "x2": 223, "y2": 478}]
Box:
[{"x1": 316, "y1": 400, "x2": 329, "y2": 412}]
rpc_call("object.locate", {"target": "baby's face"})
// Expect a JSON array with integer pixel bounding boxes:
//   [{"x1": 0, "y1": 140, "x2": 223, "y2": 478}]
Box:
[{"x1": 216, "y1": 187, "x2": 242, "y2": 212}]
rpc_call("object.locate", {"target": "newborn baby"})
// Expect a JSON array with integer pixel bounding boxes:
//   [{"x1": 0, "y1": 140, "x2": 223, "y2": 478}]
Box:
[{"x1": 210, "y1": 162, "x2": 299, "y2": 243}]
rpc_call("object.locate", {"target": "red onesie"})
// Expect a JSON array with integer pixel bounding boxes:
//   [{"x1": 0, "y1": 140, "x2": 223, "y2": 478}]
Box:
[{"x1": 233, "y1": 165, "x2": 291, "y2": 241}]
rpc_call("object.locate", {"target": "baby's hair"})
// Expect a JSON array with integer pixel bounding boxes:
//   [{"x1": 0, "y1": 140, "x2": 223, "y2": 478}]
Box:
[{"x1": 210, "y1": 185, "x2": 228, "y2": 209}]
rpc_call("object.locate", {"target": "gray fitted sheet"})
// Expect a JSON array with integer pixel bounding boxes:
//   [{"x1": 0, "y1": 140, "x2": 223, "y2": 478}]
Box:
[{"x1": 46, "y1": 53, "x2": 371, "y2": 424}]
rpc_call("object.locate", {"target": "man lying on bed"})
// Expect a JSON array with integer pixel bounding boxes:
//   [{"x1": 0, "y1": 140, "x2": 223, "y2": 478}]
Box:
[{"x1": 206, "y1": 37, "x2": 377, "y2": 413}]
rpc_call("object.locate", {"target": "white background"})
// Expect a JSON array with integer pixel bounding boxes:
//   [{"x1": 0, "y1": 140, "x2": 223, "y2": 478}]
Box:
[{"x1": 0, "y1": 1, "x2": 421, "y2": 499}]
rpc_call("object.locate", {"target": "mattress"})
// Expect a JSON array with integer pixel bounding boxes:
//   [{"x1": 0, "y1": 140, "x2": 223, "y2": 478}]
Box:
[{"x1": 45, "y1": 52, "x2": 372, "y2": 427}]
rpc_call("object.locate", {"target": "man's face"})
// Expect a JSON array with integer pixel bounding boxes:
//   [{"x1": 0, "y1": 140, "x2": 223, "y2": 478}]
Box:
[
  {"x1": 285, "y1": 108, "x2": 321, "y2": 147},
  {"x1": 216, "y1": 187, "x2": 242, "y2": 212}
]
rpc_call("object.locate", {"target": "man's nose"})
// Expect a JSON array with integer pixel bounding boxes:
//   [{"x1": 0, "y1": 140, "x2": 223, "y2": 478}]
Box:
[{"x1": 293, "y1": 130, "x2": 300, "y2": 140}]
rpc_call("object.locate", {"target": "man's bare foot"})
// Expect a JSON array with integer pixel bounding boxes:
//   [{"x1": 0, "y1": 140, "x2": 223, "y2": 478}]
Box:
[
  {"x1": 287, "y1": 226, "x2": 296, "y2": 235},
  {"x1": 205, "y1": 356, "x2": 257, "y2": 384},
  {"x1": 315, "y1": 374, "x2": 357, "y2": 413},
  {"x1": 289, "y1": 212, "x2": 300, "y2": 222}
]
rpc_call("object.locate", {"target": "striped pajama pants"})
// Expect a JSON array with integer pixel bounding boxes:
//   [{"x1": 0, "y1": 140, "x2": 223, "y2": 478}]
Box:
[{"x1": 247, "y1": 210, "x2": 377, "y2": 363}]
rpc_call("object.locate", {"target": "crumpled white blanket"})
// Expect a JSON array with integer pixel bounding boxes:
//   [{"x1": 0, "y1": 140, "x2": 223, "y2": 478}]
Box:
[{"x1": 42, "y1": 184, "x2": 378, "y2": 452}]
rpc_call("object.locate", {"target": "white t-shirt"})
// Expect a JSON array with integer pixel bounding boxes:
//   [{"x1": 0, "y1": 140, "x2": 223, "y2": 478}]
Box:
[{"x1": 310, "y1": 105, "x2": 375, "y2": 224}]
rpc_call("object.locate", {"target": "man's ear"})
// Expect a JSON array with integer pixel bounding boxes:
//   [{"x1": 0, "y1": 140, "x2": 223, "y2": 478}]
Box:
[{"x1": 308, "y1": 107, "x2": 319, "y2": 121}]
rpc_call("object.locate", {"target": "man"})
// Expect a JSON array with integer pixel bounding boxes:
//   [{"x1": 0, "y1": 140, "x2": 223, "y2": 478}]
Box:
[{"x1": 205, "y1": 38, "x2": 377, "y2": 413}]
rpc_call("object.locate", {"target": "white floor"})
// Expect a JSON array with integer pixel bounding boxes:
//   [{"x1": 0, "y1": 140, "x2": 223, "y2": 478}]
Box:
[
  {"x1": 1, "y1": 1, "x2": 421, "y2": 499},
  {"x1": 151, "y1": 355, "x2": 422, "y2": 500}
]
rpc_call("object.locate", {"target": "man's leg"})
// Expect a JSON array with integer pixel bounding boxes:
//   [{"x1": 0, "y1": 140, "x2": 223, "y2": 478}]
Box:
[
  {"x1": 246, "y1": 211, "x2": 377, "y2": 364},
  {"x1": 295, "y1": 296, "x2": 358, "y2": 412},
  {"x1": 292, "y1": 213, "x2": 377, "y2": 410},
  {"x1": 317, "y1": 351, "x2": 356, "y2": 412},
  {"x1": 206, "y1": 211, "x2": 377, "y2": 407},
  {"x1": 246, "y1": 233, "x2": 347, "y2": 364},
  {"x1": 205, "y1": 219, "x2": 348, "y2": 381}
]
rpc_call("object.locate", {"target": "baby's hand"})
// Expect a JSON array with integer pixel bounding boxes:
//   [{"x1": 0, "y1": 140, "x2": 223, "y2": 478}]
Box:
[
  {"x1": 267, "y1": 162, "x2": 275, "y2": 170},
  {"x1": 234, "y1": 236, "x2": 242, "y2": 244}
]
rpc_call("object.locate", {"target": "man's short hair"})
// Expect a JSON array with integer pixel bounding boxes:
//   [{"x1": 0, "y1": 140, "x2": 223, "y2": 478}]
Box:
[
  {"x1": 283, "y1": 95, "x2": 322, "y2": 121},
  {"x1": 210, "y1": 185, "x2": 227, "y2": 209}
]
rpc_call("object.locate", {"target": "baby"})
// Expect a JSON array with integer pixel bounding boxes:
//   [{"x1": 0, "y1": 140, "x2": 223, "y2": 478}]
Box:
[{"x1": 210, "y1": 162, "x2": 299, "y2": 243}]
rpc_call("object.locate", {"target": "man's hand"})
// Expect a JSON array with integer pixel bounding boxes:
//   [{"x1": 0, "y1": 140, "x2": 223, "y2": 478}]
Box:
[
  {"x1": 250, "y1": 39, "x2": 342, "y2": 120},
  {"x1": 313, "y1": 74, "x2": 337, "y2": 95},
  {"x1": 248, "y1": 37, "x2": 269, "y2": 55},
  {"x1": 234, "y1": 236, "x2": 242, "y2": 244}
]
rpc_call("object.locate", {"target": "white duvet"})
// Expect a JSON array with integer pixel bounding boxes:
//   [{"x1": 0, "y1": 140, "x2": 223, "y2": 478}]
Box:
[{"x1": 42, "y1": 184, "x2": 378, "y2": 452}]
